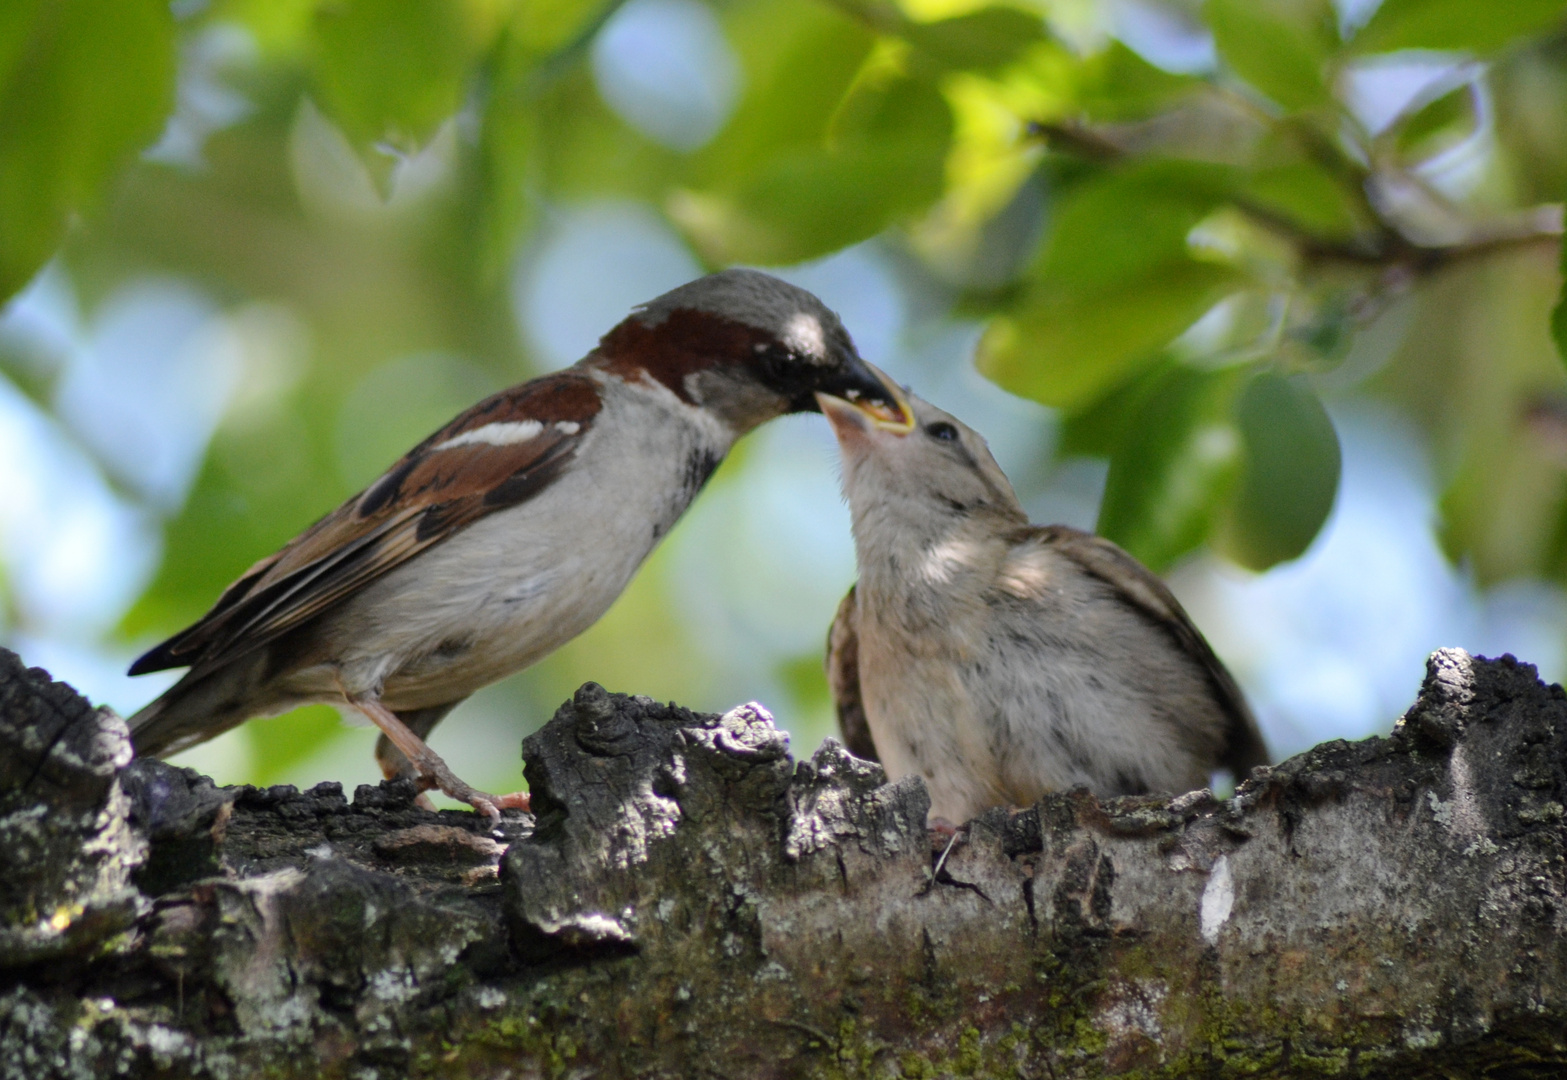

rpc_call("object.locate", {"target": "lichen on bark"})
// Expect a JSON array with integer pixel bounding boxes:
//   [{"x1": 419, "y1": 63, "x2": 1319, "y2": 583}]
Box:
[{"x1": 0, "y1": 645, "x2": 1563, "y2": 1078}]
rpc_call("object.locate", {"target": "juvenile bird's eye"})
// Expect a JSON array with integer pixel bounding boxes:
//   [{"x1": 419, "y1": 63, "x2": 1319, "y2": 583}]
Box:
[{"x1": 925, "y1": 422, "x2": 959, "y2": 442}]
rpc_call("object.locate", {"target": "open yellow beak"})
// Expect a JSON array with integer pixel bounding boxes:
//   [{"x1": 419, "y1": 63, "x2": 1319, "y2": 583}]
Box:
[{"x1": 815, "y1": 362, "x2": 914, "y2": 434}]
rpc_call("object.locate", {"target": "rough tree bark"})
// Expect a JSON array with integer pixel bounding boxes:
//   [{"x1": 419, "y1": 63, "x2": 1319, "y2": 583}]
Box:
[{"x1": 0, "y1": 644, "x2": 1563, "y2": 1079}]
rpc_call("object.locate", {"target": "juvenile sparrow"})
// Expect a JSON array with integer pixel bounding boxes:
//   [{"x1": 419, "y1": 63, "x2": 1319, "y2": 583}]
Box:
[
  {"x1": 128, "y1": 269, "x2": 908, "y2": 819},
  {"x1": 819, "y1": 386, "x2": 1268, "y2": 827}
]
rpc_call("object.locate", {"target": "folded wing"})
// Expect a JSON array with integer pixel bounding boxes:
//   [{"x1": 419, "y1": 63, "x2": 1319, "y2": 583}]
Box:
[
  {"x1": 130, "y1": 372, "x2": 603, "y2": 678},
  {"x1": 1027, "y1": 524, "x2": 1269, "y2": 777}
]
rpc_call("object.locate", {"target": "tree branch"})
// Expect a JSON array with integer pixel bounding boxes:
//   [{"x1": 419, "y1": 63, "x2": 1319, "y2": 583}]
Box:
[{"x1": 2, "y1": 645, "x2": 1565, "y2": 1078}]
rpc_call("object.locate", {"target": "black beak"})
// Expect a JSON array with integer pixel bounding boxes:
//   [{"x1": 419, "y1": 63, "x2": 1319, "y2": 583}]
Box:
[{"x1": 799, "y1": 353, "x2": 911, "y2": 426}]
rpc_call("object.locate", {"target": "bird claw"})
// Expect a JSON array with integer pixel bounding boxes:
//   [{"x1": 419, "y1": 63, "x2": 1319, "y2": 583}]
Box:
[{"x1": 408, "y1": 759, "x2": 528, "y2": 824}]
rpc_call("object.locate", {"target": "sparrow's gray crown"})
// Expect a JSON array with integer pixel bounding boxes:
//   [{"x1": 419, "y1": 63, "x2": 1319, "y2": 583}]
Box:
[{"x1": 631, "y1": 268, "x2": 852, "y2": 367}]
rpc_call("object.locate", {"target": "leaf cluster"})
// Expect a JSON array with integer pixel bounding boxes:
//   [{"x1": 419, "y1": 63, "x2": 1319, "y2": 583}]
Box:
[{"x1": 2, "y1": 0, "x2": 1567, "y2": 776}]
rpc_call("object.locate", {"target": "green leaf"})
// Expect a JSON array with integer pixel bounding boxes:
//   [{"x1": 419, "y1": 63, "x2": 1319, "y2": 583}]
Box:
[
  {"x1": 0, "y1": 0, "x2": 175, "y2": 300},
  {"x1": 1216, "y1": 373, "x2": 1341, "y2": 570},
  {"x1": 902, "y1": 8, "x2": 1045, "y2": 72},
  {"x1": 696, "y1": 3, "x2": 874, "y2": 176},
  {"x1": 1096, "y1": 365, "x2": 1248, "y2": 571},
  {"x1": 469, "y1": 31, "x2": 541, "y2": 285},
  {"x1": 1240, "y1": 162, "x2": 1366, "y2": 241},
  {"x1": 674, "y1": 39, "x2": 951, "y2": 265},
  {"x1": 0, "y1": 0, "x2": 41, "y2": 91},
  {"x1": 249, "y1": 705, "x2": 351, "y2": 785},
  {"x1": 1369, "y1": 249, "x2": 1567, "y2": 585},
  {"x1": 1352, "y1": 0, "x2": 1567, "y2": 54},
  {"x1": 980, "y1": 161, "x2": 1242, "y2": 408},
  {"x1": 1057, "y1": 361, "x2": 1171, "y2": 458},
  {"x1": 210, "y1": 0, "x2": 317, "y2": 55},
  {"x1": 978, "y1": 260, "x2": 1242, "y2": 410},
  {"x1": 1555, "y1": 233, "x2": 1567, "y2": 370},
  {"x1": 512, "y1": 0, "x2": 620, "y2": 57},
  {"x1": 1396, "y1": 84, "x2": 1474, "y2": 151},
  {"x1": 1035, "y1": 161, "x2": 1235, "y2": 289},
  {"x1": 309, "y1": 0, "x2": 477, "y2": 175},
  {"x1": 1207, "y1": 0, "x2": 1336, "y2": 112},
  {"x1": 1076, "y1": 42, "x2": 1203, "y2": 122}
]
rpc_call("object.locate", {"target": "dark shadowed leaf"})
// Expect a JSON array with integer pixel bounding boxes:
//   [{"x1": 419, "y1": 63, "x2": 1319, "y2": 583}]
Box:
[
  {"x1": 1216, "y1": 373, "x2": 1341, "y2": 570},
  {"x1": 1240, "y1": 162, "x2": 1367, "y2": 241},
  {"x1": 903, "y1": 7, "x2": 1045, "y2": 72},
  {"x1": 1057, "y1": 361, "x2": 1174, "y2": 458},
  {"x1": 1352, "y1": 0, "x2": 1567, "y2": 54},
  {"x1": 1095, "y1": 364, "x2": 1248, "y2": 571},
  {"x1": 1076, "y1": 42, "x2": 1204, "y2": 122},
  {"x1": 1553, "y1": 233, "x2": 1567, "y2": 370},
  {"x1": 0, "y1": 0, "x2": 40, "y2": 90},
  {"x1": 512, "y1": 0, "x2": 621, "y2": 56},
  {"x1": 0, "y1": 0, "x2": 174, "y2": 299},
  {"x1": 1208, "y1": 0, "x2": 1336, "y2": 112}
]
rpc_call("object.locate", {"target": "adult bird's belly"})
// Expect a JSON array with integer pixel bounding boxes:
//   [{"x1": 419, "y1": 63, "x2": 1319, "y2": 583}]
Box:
[{"x1": 319, "y1": 456, "x2": 685, "y2": 709}]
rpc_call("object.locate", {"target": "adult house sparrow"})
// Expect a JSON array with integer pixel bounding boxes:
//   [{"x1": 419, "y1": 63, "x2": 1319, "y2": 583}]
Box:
[
  {"x1": 819, "y1": 387, "x2": 1268, "y2": 827},
  {"x1": 128, "y1": 269, "x2": 909, "y2": 819}
]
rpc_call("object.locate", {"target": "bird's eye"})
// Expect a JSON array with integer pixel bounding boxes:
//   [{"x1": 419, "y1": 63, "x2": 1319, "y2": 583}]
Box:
[{"x1": 925, "y1": 422, "x2": 959, "y2": 442}]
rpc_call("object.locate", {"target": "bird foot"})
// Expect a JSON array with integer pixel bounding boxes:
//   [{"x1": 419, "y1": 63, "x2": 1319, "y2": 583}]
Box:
[
  {"x1": 354, "y1": 695, "x2": 529, "y2": 824},
  {"x1": 410, "y1": 765, "x2": 531, "y2": 824}
]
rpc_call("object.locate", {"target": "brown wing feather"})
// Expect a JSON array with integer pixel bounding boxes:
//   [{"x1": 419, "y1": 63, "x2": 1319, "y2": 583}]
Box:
[
  {"x1": 130, "y1": 372, "x2": 602, "y2": 677},
  {"x1": 826, "y1": 584, "x2": 880, "y2": 763},
  {"x1": 1030, "y1": 525, "x2": 1270, "y2": 778}
]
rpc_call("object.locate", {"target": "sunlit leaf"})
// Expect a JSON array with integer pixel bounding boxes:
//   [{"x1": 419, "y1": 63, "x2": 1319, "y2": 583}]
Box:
[
  {"x1": 1207, "y1": 0, "x2": 1336, "y2": 112},
  {"x1": 1352, "y1": 0, "x2": 1567, "y2": 54},
  {"x1": 210, "y1": 0, "x2": 317, "y2": 55},
  {"x1": 1393, "y1": 83, "x2": 1481, "y2": 169},
  {"x1": 0, "y1": 0, "x2": 175, "y2": 299},
  {"x1": 1216, "y1": 373, "x2": 1341, "y2": 570},
  {"x1": 1096, "y1": 364, "x2": 1247, "y2": 571}
]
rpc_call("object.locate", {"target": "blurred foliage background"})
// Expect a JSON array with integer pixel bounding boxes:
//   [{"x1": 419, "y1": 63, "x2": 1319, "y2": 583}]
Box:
[{"x1": 3, "y1": 0, "x2": 1567, "y2": 800}]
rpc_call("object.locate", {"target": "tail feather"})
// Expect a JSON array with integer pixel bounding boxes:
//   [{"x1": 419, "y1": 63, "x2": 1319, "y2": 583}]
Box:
[
  {"x1": 128, "y1": 659, "x2": 268, "y2": 758},
  {"x1": 1221, "y1": 705, "x2": 1271, "y2": 782}
]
